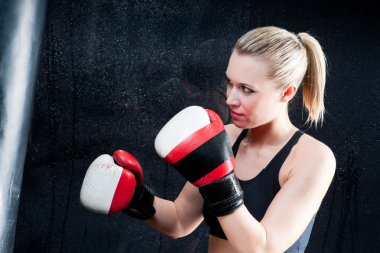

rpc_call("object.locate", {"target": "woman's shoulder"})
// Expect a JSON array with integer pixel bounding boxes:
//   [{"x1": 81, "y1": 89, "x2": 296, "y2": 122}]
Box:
[
  {"x1": 298, "y1": 133, "x2": 335, "y2": 157},
  {"x1": 224, "y1": 124, "x2": 243, "y2": 145},
  {"x1": 294, "y1": 132, "x2": 336, "y2": 173}
]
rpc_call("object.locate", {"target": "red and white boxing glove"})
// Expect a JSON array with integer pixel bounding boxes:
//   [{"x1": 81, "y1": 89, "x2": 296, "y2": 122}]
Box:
[
  {"x1": 155, "y1": 106, "x2": 244, "y2": 216},
  {"x1": 80, "y1": 150, "x2": 155, "y2": 220}
]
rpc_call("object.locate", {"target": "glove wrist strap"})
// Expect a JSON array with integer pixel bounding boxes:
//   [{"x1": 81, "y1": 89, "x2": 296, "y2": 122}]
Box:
[
  {"x1": 199, "y1": 172, "x2": 244, "y2": 216},
  {"x1": 123, "y1": 184, "x2": 156, "y2": 220}
]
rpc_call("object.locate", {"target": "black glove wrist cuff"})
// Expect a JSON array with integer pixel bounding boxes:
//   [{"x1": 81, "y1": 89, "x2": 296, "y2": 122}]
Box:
[
  {"x1": 123, "y1": 184, "x2": 156, "y2": 220},
  {"x1": 199, "y1": 172, "x2": 244, "y2": 217}
]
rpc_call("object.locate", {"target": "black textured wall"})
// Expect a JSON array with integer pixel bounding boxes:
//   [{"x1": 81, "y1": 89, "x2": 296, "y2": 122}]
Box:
[{"x1": 14, "y1": 0, "x2": 379, "y2": 253}]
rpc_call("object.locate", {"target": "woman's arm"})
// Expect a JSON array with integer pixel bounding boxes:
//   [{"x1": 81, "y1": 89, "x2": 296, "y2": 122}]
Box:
[
  {"x1": 218, "y1": 141, "x2": 336, "y2": 253},
  {"x1": 146, "y1": 181, "x2": 204, "y2": 238}
]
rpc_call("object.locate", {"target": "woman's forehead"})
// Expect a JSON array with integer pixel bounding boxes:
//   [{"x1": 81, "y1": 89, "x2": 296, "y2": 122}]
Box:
[{"x1": 226, "y1": 51, "x2": 271, "y2": 84}]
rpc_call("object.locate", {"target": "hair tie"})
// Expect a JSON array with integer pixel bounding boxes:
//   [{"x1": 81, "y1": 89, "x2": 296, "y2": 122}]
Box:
[{"x1": 296, "y1": 34, "x2": 303, "y2": 44}]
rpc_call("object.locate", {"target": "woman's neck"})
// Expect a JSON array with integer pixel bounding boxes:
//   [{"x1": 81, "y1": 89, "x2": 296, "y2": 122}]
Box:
[{"x1": 246, "y1": 112, "x2": 297, "y2": 147}]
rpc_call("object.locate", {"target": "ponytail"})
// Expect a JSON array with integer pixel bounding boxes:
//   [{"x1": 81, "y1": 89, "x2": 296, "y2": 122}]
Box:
[{"x1": 298, "y1": 33, "x2": 327, "y2": 127}]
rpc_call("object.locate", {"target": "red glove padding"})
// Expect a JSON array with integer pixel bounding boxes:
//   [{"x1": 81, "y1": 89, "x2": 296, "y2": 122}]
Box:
[
  {"x1": 113, "y1": 150, "x2": 156, "y2": 220},
  {"x1": 113, "y1": 150, "x2": 144, "y2": 185}
]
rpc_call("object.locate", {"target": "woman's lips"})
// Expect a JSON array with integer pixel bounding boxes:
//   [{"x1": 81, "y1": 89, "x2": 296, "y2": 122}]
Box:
[{"x1": 230, "y1": 110, "x2": 244, "y2": 119}]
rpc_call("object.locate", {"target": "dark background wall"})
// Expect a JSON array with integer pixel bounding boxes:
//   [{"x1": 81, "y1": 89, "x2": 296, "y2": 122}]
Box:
[{"x1": 14, "y1": 0, "x2": 379, "y2": 252}]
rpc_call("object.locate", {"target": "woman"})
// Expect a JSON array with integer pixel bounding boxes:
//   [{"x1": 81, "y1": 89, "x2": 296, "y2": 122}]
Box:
[
  {"x1": 147, "y1": 26, "x2": 336, "y2": 253},
  {"x1": 80, "y1": 25, "x2": 335, "y2": 253}
]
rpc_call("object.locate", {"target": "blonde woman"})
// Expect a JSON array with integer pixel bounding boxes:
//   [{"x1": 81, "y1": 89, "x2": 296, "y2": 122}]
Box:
[
  {"x1": 81, "y1": 26, "x2": 336, "y2": 253},
  {"x1": 148, "y1": 26, "x2": 335, "y2": 253}
]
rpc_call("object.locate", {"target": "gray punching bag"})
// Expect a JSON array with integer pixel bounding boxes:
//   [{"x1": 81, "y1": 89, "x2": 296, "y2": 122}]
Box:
[{"x1": 0, "y1": 0, "x2": 46, "y2": 252}]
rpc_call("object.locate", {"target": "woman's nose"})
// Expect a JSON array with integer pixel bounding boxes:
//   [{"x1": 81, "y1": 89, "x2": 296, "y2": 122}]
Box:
[{"x1": 226, "y1": 88, "x2": 240, "y2": 106}]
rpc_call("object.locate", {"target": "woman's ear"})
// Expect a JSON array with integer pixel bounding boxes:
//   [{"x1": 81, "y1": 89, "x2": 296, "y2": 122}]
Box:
[{"x1": 281, "y1": 85, "x2": 297, "y2": 102}]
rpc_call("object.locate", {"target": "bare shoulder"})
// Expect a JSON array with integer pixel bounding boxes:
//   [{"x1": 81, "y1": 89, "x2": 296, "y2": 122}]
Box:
[
  {"x1": 293, "y1": 133, "x2": 336, "y2": 178},
  {"x1": 298, "y1": 133, "x2": 336, "y2": 162},
  {"x1": 224, "y1": 124, "x2": 243, "y2": 146}
]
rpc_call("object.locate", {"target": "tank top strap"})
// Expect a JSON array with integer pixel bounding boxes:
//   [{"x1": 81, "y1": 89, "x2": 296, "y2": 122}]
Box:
[
  {"x1": 263, "y1": 130, "x2": 304, "y2": 173},
  {"x1": 232, "y1": 129, "x2": 248, "y2": 156}
]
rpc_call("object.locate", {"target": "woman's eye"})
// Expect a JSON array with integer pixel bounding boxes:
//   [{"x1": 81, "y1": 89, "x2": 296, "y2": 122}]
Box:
[{"x1": 242, "y1": 86, "x2": 254, "y2": 93}]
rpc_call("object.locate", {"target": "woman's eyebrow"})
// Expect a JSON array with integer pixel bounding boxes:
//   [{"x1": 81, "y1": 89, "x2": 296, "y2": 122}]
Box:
[{"x1": 225, "y1": 73, "x2": 256, "y2": 89}]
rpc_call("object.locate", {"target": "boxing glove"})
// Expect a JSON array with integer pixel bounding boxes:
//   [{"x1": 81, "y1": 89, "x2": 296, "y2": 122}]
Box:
[
  {"x1": 155, "y1": 106, "x2": 244, "y2": 216},
  {"x1": 80, "y1": 151, "x2": 155, "y2": 220}
]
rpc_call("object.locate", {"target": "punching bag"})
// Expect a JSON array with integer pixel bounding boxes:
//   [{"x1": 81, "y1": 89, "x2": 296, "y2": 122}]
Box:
[{"x1": 0, "y1": 0, "x2": 46, "y2": 252}]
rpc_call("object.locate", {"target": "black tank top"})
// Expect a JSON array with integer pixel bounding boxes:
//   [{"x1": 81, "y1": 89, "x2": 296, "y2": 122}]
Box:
[{"x1": 203, "y1": 129, "x2": 315, "y2": 253}]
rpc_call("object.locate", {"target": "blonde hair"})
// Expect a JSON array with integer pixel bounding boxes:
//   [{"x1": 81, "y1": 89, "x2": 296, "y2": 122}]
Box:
[{"x1": 234, "y1": 26, "x2": 327, "y2": 127}]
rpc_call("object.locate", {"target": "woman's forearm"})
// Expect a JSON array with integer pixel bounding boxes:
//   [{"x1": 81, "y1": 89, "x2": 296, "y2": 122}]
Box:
[
  {"x1": 145, "y1": 183, "x2": 204, "y2": 239},
  {"x1": 218, "y1": 205, "x2": 269, "y2": 253},
  {"x1": 145, "y1": 197, "x2": 186, "y2": 238}
]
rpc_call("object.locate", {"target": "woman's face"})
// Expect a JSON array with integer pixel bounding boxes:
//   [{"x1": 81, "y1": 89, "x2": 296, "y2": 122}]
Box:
[{"x1": 225, "y1": 50, "x2": 284, "y2": 129}]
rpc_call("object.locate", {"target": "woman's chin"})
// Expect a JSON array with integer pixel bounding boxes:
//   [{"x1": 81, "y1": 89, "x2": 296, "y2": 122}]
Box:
[{"x1": 232, "y1": 120, "x2": 248, "y2": 129}]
